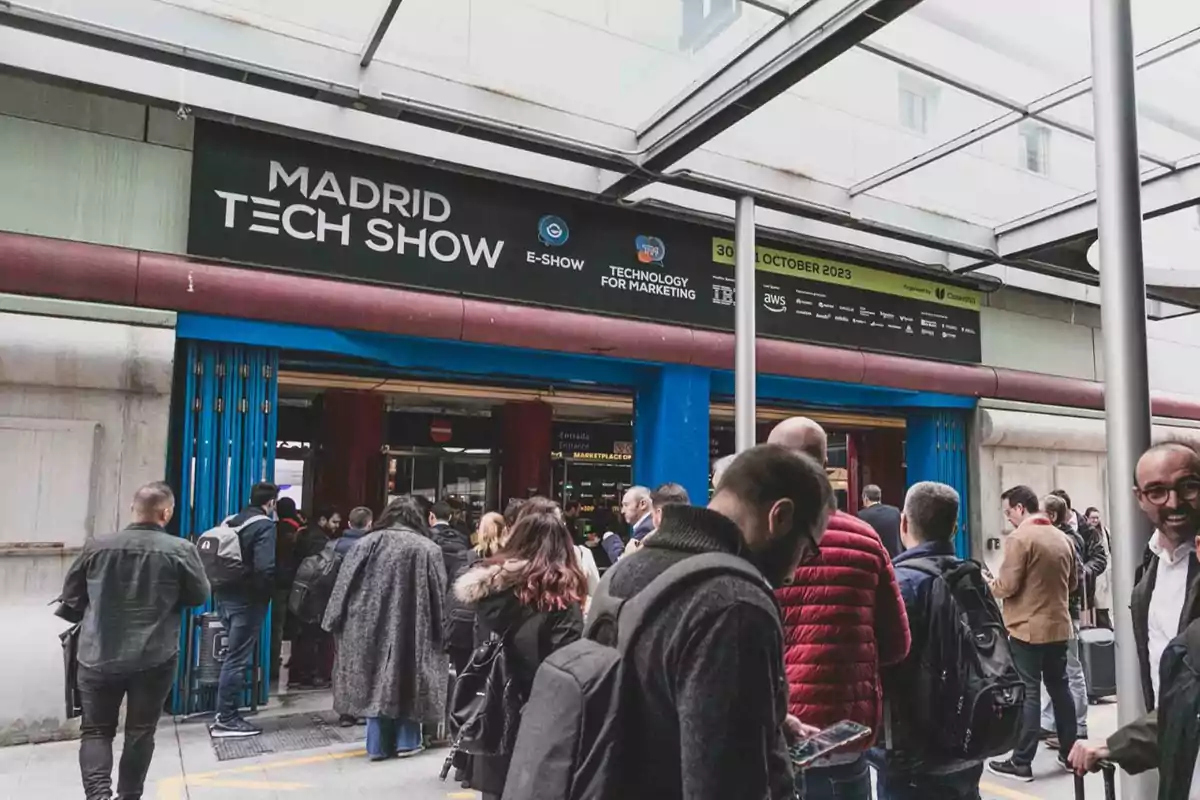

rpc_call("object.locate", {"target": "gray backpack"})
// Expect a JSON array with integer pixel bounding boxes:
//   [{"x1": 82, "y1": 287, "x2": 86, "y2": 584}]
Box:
[
  {"x1": 501, "y1": 553, "x2": 772, "y2": 800},
  {"x1": 196, "y1": 515, "x2": 269, "y2": 589}
]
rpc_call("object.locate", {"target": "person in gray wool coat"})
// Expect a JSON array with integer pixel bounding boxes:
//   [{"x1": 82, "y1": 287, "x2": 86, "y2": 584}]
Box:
[{"x1": 322, "y1": 495, "x2": 448, "y2": 761}]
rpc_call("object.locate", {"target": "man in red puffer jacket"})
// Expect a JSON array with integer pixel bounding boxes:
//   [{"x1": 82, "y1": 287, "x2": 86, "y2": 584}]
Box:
[{"x1": 768, "y1": 417, "x2": 911, "y2": 800}]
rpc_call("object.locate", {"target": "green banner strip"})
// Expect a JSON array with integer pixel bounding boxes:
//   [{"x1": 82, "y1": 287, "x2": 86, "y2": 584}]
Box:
[{"x1": 711, "y1": 237, "x2": 981, "y2": 311}]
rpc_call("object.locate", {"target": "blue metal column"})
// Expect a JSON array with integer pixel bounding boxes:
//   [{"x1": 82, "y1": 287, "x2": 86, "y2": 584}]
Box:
[
  {"x1": 905, "y1": 410, "x2": 970, "y2": 557},
  {"x1": 633, "y1": 365, "x2": 711, "y2": 506},
  {"x1": 173, "y1": 342, "x2": 279, "y2": 714}
]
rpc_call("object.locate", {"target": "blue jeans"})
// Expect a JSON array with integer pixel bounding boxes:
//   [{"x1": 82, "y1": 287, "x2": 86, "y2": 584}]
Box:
[
  {"x1": 366, "y1": 717, "x2": 422, "y2": 759},
  {"x1": 795, "y1": 756, "x2": 870, "y2": 800},
  {"x1": 875, "y1": 762, "x2": 983, "y2": 800},
  {"x1": 215, "y1": 600, "x2": 266, "y2": 719}
]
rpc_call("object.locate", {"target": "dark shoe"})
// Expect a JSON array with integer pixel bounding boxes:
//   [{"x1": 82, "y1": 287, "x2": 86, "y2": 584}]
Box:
[
  {"x1": 987, "y1": 759, "x2": 1033, "y2": 782},
  {"x1": 209, "y1": 716, "x2": 263, "y2": 739},
  {"x1": 338, "y1": 714, "x2": 358, "y2": 728},
  {"x1": 1057, "y1": 755, "x2": 1073, "y2": 773}
]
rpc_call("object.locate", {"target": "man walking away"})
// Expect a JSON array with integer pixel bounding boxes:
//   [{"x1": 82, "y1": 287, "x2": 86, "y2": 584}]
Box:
[
  {"x1": 768, "y1": 417, "x2": 911, "y2": 800},
  {"x1": 858, "y1": 484, "x2": 903, "y2": 558},
  {"x1": 58, "y1": 483, "x2": 209, "y2": 800},
  {"x1": 621, "y1": 486, "x2": 654, "y2": 542},
  {"x1": 874, "y1": 482, "x2": 985, "y2": 799},
  {"x1": 987, "y1": 485, "x2": 1077, "y2": 781},
  {"x1": 429, "y1": 500, "x2": 473, "y2": 587},
  {"x1": 600, "y1": 444, "x2": 834, "y2": 800},
  {"x1": 1069, "y1": 442, "x2": 1200, "y2": 777},
  {"x1": 211, "y1": 481, "x2": 279, "y2": 738}
]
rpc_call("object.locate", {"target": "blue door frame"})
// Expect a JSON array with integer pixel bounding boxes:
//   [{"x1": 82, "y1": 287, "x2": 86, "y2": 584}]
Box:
[
  {"x1": 178, "y1": 314, "x2": 976, "y2": 554},
  {"x1": 170, "y1": 340, "x2": 278, "y2": 714}
]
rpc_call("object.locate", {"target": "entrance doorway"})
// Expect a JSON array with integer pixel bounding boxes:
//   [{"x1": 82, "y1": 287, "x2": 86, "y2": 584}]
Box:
[{"x1": 386, "y1": 449, "x2": 495, "y2": 526}]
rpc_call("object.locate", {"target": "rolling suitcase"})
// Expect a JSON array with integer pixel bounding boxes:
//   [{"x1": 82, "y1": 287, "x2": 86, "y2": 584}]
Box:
[
  {"x1": 1074, "y1": 762, "x2": 1116, "y2": 800},
  {"x1": 1079, "y1": 625, "x2": 1117, "y2": 701}
]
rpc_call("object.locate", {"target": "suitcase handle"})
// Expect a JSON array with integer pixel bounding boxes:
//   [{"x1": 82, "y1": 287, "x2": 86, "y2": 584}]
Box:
[{"x1": 1073, "y1": 760, "x2": 1116, "y2": 800}]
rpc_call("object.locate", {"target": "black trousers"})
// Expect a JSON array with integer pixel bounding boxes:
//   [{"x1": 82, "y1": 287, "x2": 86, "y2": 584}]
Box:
[
  {"x1": 78, "y1": 658, "x2": 177, "y2": 800},
  {"x1": 1010, "y1": 638, "x2": 1077, "y2": 766}
]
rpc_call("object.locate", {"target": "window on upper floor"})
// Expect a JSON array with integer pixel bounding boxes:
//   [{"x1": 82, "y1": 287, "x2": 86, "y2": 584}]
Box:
[
  {"x1": 679, "y1": 0, "x2": 741, "y2": 52},
  {"x1": 897, "y1": 74, "x2": 938, "y2": 135},
  {"x1": 1019, "y1": 121, "x2": 1052, "y2": 175}
]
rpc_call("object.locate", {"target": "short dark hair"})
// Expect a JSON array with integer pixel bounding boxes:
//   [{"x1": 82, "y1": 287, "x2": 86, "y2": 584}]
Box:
[
  {"x1": 431, "y1": 500, "x2": 454, "y2": 520},
  {"x1": 651, "y1": 483, "x2": 690, "y2": 508},
  {"x1": 1085, "y1": 506, "x2": 1100, "y2": 518},
  {"x1": 132, "y1": 482, "x2": 175, "y2": 518},
  {"x1": 1050, "y1": 488, "x2": 1072, "y2": 509},
  {"x1": 903, "y1": 482, "x2": 958, "y2": 543},
  {"x1": 250, "y1": 482, "x2": 280, "y2": 508},
  {"x1": 276, "y1": 497, "x2": 299, "y2": 520},
  {"x1": 1001, "y1": 485, "x2": 1039, "y2": 513},
  {"x1": 716, "y1": 444, "x2": 832, "y2": 531},
  {"x1": 348, "y1": 506, "x2": 373, "y2": 529},
  {"x1": 862, "y1": 484, "x2": 882, "y2": 503}
]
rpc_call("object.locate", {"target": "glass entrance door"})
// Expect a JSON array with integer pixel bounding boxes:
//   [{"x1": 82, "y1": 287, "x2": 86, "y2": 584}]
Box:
[{"x1": 385, "y1": 449, "x2": 495, "y2": 526}]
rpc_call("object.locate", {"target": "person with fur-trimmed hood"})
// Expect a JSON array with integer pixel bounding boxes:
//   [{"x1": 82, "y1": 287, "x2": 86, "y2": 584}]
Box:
[{"x1": 453, "y1": 509, "x2": 587, "y2": 800}]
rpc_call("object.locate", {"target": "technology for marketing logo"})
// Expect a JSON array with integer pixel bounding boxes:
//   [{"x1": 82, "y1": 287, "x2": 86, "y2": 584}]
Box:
[
  {"x1": 538, "y1": 215, "x2": 570, "y2": 247},
  {"x1": 635, "y1": 235, "x2": 666, "y2": 265}
]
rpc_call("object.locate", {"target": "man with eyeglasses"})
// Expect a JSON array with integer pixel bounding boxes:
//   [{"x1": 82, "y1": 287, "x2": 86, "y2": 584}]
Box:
[{"x1": 1069, "y1": 441, "x2": 1200, "y2": 777}]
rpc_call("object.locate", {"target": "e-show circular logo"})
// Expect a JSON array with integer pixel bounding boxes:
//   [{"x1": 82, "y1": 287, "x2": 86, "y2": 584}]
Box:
[{"x1": 538, "y1": 215, "x2": 570, "y2": 247}]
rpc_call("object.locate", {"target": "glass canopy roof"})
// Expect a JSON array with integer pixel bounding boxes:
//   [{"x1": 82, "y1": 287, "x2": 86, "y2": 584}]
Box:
[{"x1": 3, "y1": 0, "x2": 1200, "y2": 303}]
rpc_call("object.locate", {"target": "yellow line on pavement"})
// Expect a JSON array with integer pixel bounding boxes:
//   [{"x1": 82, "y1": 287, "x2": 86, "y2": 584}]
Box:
[
  {"x1": 155, "y1": 747, "x2": 366, "y2": 799},
  {"x1": 194, "y1": 779, "x2": 311, "y2": 790},
  {"x1": 447, "y1": 793, "x2": 476, "y2": 799},
  {"x1": 979, "y1": 780, "x2": 1046, "y2": 800}
]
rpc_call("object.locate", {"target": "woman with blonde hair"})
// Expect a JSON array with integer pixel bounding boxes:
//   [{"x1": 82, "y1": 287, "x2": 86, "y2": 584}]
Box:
[{"x1": 474, "y1": 512, "x2": 507, "y2": 558}]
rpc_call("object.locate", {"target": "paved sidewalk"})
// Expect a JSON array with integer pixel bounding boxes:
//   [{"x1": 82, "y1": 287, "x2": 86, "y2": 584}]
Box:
[{"x1": 0, "y1": 694, "x2": 1124, "y2": 800}]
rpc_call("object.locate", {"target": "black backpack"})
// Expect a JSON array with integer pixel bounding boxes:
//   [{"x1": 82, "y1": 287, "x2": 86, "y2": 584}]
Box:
[
  {"x1": 500, "y1": 552, "x2": 772, "y2": 800},
  {"x1": 900, "y1": 557, "x2": 1025, "y2": 760},
  {"x1": 287, "y1": 542, "x2": 343, "y2": 624}
]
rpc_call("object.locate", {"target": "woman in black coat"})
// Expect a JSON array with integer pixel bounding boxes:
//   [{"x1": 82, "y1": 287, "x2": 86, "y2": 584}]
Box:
[{"x1": 453, "y1": 509, "x2": 587, "y2": 799}]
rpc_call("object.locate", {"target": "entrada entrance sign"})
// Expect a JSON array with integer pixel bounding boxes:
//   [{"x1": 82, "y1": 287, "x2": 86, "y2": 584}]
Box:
[{"x1": 189, "y1": 122, "x2": 983, "y2": 363}]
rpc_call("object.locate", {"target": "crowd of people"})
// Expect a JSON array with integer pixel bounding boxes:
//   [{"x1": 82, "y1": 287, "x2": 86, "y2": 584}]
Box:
[{"x1": 54, "y1": 414, "x2": 1200, "y2": 800}]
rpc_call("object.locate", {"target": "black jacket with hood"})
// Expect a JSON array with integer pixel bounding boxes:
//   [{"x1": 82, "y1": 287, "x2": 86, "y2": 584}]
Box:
[{"x1": 453, "y1": 558, "x2": 584, "y2": 796}]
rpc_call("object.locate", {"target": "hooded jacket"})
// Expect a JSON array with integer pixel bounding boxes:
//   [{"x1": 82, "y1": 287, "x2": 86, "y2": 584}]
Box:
[
  {"x1": 453, "y1": 559, "x2": 584, "y2": 796},
  {"x1": 453, "y1": 559, "x2": 583, "y2": 687}
]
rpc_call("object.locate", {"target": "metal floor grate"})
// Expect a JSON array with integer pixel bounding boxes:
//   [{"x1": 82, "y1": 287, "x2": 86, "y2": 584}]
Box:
[{"x1": 210, "y1": 711, "x2": 365, "y2": 762}]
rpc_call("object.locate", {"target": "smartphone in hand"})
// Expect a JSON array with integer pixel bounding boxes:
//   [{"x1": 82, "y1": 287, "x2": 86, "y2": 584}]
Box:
[{"x1": 788, "y1": 720, "x2": 871, "y2": 769}]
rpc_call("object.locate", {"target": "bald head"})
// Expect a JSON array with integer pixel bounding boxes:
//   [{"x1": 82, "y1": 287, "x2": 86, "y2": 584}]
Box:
[
  {"x1": 767, "y1": 417, "x2": 828, "y2": 465},
  {"x1": 132, "y1": 482, "x2": 176, "y2": 526}
]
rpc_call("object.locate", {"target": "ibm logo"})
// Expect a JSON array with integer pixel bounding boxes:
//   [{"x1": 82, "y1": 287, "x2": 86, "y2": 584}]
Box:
[{"x1": 712, "y1": 284, "x2": 735, "y2": 306}]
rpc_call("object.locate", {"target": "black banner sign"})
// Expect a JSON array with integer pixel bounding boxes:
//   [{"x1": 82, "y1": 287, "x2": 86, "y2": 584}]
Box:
[{"x1": 188, "y1": 122, "x2": 982, "y2": 363}]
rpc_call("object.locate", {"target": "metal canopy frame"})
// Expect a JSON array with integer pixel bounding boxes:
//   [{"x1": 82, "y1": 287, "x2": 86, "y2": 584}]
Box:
[{"x1": 2, "y1": 0, "x2": 1200, "y2": 302}]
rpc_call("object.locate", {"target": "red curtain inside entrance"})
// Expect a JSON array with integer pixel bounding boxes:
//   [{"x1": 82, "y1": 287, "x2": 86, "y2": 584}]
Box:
[
  {"x1": 498, "y1": 401, "x2": 553, "y2": 505},
  {"x1": 312, "y1": 390, "x2": 386, "y2": 517}
]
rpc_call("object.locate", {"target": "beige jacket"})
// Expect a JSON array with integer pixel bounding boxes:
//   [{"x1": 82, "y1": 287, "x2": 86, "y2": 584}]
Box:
[{"x1": 991, "y1": 516, "x2": 1077, "y2": 644}]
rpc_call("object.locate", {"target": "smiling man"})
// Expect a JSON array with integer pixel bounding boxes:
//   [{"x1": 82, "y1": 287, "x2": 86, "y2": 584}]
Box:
[{"x1": 1069, "y1": 441, "x2": 1200, "y2": 779}]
